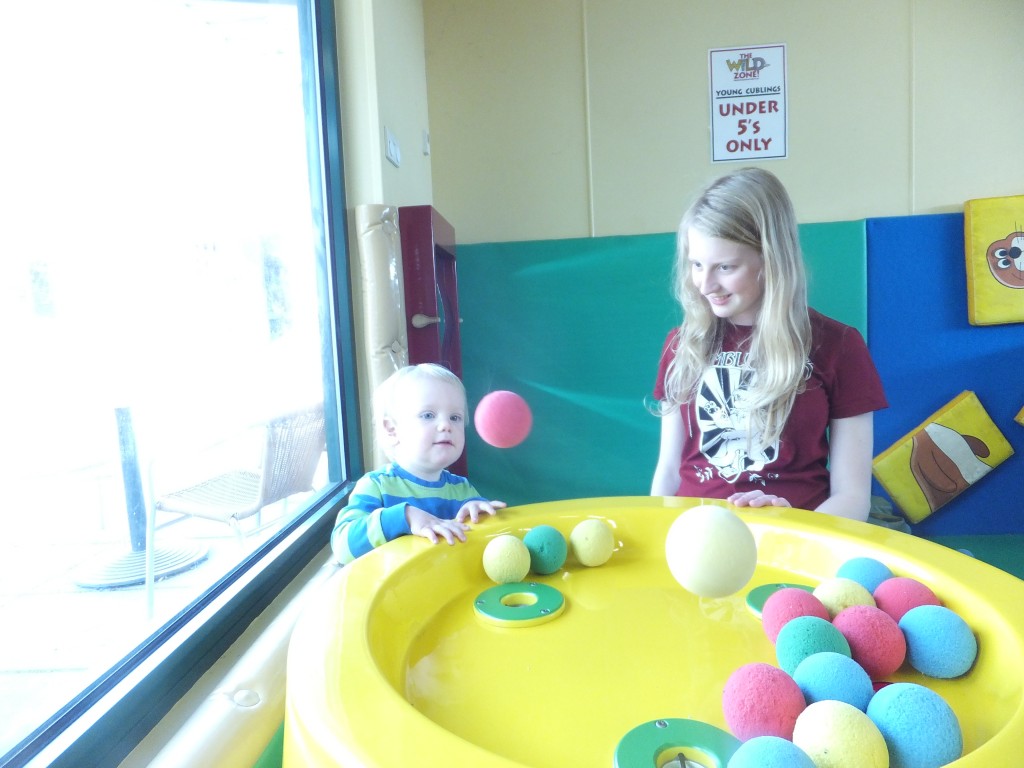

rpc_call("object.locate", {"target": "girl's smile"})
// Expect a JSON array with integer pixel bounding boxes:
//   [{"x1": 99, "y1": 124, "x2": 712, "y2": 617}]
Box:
[{"x1": 688, "y1": 229, "x2": 764, "y2": 326}]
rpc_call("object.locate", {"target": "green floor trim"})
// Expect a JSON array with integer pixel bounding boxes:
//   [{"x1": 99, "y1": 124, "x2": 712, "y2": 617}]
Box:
[
  {"x1": 927, "y1": 535, "x2": 1024, "y2": 581},
  {"x1": 252, "y1": 722, "x2": 284, "y2": 768}
]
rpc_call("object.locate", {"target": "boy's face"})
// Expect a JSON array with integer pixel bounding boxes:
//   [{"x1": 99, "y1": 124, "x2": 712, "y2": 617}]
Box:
[{"x1": 384, "y1": 376, "x2": 467, "y2": 480}]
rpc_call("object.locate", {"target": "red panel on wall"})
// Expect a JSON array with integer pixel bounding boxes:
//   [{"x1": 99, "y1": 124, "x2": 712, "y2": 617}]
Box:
[{"x1": 399, "y1": 205, "x2": 467, "y2": 476}]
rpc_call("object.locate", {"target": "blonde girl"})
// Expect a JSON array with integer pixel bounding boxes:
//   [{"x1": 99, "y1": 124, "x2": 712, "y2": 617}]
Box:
[{"x1": 650, "y1": 168, "x2": 887, "y2": 520}]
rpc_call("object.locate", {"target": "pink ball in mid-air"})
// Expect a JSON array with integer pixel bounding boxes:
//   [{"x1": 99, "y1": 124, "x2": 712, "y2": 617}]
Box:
[
  {"x1": 761, "y1": 588, "x2": 831, "y2": 644},
  {"x1": 474, "y1": 390, "x2": 533, "y2": 448},
  {"x1": 722, "y1": 662, "x2": 806, "y2": 741},
  {"x1": 832, "y1": 604, "x2": 907, "y2": 680},
  {"x1": 872, "y1": 576, "x2": 941, "y2": 622}
]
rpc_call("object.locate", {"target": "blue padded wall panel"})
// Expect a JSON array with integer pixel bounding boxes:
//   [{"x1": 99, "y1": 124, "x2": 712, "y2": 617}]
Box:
[{"x1": 867, "y1": 213, "x2": 1023, "y2": 536}]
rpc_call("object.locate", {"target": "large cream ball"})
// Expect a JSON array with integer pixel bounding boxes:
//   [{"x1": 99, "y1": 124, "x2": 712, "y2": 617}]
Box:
[
  {"x1": 482, "y1": 534, "x2": 531, "y2": 584},
  {"x1": 665, "y1": 505, "x2": 757, "y2": 598}
]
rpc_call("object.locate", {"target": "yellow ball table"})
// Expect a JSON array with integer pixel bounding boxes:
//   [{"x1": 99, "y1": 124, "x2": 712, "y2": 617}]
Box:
[{"x1": 284, "y1": 497, "x2": 1024, "y2": 767}]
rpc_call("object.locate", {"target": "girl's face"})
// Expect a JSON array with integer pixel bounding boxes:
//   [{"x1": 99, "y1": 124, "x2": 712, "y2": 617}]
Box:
[
  {"x1": 384, "y1": 376, "x2": 466, "y2": 480},
  {"x1": 687, "y1": 228, "x2": 764, "y2": 326}
]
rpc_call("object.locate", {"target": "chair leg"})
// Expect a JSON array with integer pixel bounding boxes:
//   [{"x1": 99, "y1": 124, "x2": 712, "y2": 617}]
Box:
[
  {"x1": 145, "y1": 501, "x2": 157, "y2": 620},
  {"x1": 228, "y1": 517, "x2": 245, "y2": 548}
]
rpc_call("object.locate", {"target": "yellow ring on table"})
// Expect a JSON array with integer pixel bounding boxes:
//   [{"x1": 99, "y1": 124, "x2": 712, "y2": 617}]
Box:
[{"x1": 473, "y1": 581, "x2": 565, "y2": 627}]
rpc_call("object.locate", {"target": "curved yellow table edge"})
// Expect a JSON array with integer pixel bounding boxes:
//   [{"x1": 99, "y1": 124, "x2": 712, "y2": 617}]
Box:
[{"x1": 284, "y1": 496, "x2": 1024, "y2": 768}]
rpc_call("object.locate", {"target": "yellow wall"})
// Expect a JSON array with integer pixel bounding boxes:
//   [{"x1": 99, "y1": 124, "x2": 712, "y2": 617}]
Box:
[
  {"x1": 337, "y1": 0, "x2": 433, "y2": 208},
  {"x1": 419, "y1": 0, "x2": 1024, "y2": 243}
]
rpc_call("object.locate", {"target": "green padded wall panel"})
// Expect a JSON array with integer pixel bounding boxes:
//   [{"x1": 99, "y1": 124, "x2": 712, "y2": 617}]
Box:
[{"x1": 458, "y1": 221, "x2": 866, "y2": 506}]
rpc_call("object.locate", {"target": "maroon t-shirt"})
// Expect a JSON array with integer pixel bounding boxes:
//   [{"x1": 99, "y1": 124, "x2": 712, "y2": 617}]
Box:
[{"x1": 653, "y1": 309, "x2": 887, "y2": 510}]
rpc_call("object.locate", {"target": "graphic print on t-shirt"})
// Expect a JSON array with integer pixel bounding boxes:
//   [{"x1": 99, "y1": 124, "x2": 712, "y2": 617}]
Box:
[{"x1": 695, "y1": 351, "x2": 779, "y2": 484}]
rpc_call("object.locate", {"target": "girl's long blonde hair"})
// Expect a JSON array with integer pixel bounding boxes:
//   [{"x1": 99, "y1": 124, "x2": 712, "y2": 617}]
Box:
[{"x1": 659, "y1": 168, "x2": 811, "y2": 449}]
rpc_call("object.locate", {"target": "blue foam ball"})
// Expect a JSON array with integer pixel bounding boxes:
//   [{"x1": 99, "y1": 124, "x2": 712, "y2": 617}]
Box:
[
  {"x1": 793, "y1": 651, "x2": 874, "y2": 711},
  {"x1": 836, "y1": 556, "x2": 893, "y2": 593},
  {"x1": 899, "y1": 605, "x2": 977, "y2": 678},
  {"x1": 775, "y1": 615, "x2": 851, "y2": 675},
  {"x1": 867, "y1": 682, "x2": 962, "y2": 768},
  {"x1": 727, "y1": 735, "x2": 815, "y2": 768}
]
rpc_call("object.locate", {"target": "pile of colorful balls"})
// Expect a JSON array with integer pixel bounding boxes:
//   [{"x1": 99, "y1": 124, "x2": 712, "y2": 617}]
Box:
[{"x1": 725, "y1": 556, "x2": 977, "y2": 768}]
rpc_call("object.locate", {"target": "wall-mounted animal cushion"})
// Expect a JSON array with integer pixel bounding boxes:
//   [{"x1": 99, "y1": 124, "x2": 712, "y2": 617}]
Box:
[
  {"x1": 873, "y1": 391, "x2": 1014, "y2": 523},
  {"x1": 964, "y1": 194, "x2": 1024, "y2": 325}
]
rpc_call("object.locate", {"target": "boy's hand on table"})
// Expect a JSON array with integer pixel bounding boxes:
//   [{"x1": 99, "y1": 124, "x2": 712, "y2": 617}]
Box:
[
  {"x1": 407, "y1": 505, "x2": 469, "y2": 544},
  {"x1": 456, "y1": 499, "x2": 507, "y2": 524}
]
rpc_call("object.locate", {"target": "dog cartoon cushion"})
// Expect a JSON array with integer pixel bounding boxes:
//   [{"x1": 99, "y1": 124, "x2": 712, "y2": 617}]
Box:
[{"x1": 873, "y1": 391, "x2": 1014, "y2": 523}]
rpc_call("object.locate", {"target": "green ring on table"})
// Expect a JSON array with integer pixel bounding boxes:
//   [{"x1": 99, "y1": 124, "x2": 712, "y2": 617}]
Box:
[
  {"x1": 745, "y1": 582, "x2": 816, "y2": 618},
  {"x1": 614, "y1": 718, "x2": 740, "y2": 768},
  {"x1": 473, "y1": 581, "x2": 565, "y2": 627}
]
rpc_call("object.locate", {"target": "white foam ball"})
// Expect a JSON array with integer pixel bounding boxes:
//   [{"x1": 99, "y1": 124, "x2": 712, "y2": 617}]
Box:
[{"x1": 665, "y1": 505, "x2": 757, "y2": 597}]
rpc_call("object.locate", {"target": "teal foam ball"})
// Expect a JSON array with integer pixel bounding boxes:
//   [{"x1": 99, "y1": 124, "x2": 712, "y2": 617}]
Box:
[
  {"x1": 775, "y1": 615, "x2": 852, "y2": 675},
  {"x1": 899, "y1": 604, "x2": 977, "y2": 678},
  {"x1": 866, "y1": 682, "x2": 963, "y2": 768},
  {"x1": 793, "y1": 651, "x2": 874, "y2": 711},
  {"x1": 523, "y1": 525, "x2": 567, "y2": 575},
  {"x1": 727, "y1": 735, "x2": 815, "y2": 768},
  {"x1": 837, "y1": 556, "x2": 893, "y2": 593}
]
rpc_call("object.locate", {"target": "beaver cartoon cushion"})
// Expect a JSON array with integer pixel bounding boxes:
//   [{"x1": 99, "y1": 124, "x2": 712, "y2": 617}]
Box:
[
  {"x1": 873, "y1": 391, "x2": 1014, "y2": 523},
  {"x1": 985, "y1": 231, "x2": 1024, "y2": 289}
]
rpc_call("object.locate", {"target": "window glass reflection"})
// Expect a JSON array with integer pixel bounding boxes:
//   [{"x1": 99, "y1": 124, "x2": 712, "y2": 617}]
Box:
[{"x1": 0, "y1": 0, "x2": 334, "y2": 756}]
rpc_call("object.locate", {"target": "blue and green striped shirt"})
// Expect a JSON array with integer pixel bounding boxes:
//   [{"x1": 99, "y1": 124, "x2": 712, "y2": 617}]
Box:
[{"x1": 331, "y1": 463, "x2": 484, "y2": 565}]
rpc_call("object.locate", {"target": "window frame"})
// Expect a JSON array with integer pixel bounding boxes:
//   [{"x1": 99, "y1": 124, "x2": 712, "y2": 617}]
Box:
[{"x1": 5, "y1": 0, "x2": 361, "y2": 764}]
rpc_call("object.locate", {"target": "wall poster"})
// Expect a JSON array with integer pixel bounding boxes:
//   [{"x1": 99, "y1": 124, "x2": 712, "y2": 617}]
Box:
[{"x1": 709, "y1": 44, "x2": 787, "y2": 163}]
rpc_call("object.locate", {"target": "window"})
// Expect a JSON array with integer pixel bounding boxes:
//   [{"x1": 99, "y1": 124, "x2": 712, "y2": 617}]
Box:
[{"x1": 0, "y1": 0, "x2": 357, "y2": 764}]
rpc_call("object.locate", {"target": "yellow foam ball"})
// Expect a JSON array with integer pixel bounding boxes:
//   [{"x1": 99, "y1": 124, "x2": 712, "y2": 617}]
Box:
[
  {"x1": 813, "y1": 577, "x2": 876, "y2": 619},
  {"x1": 482, "y1": 534, "x2": 531, "y2": 584},
  {"x1": 665, "y1": 505, "x2": 757, "y2": 598},
  {"x1": 569, "y1": 518, "x2": 615, "y2": 566},
  {"x1": 792, "y1": 700, "x2": 888, "y2": 768}
]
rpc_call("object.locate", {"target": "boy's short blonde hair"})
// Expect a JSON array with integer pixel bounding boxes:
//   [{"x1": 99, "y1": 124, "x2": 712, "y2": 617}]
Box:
[{"x1": 373, "y1": 364, "x2": 466, "y2": 446}]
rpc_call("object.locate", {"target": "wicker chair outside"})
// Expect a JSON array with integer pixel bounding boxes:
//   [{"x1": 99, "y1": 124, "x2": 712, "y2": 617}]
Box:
[{"x1": 153, "y1": 403, "x2": 327, "y2": 537}]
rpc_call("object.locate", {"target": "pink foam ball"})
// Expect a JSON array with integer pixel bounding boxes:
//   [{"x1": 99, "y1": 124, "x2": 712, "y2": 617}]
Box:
[
  {"x1": 474, "y1": 390, "x2": 533, "y2": 448},
  {"x1": 761, "y1": 588, "x2": 830, "y2": 644},
  {"x1": 832, "y1": 604, "x2": 906, "y2": 680},
  {"x1": 722, "y1": 662, "x2": 806, "y2": 741},
  {"x1": 872, "y1": 576, "x2": 941, "y2": 622}
]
